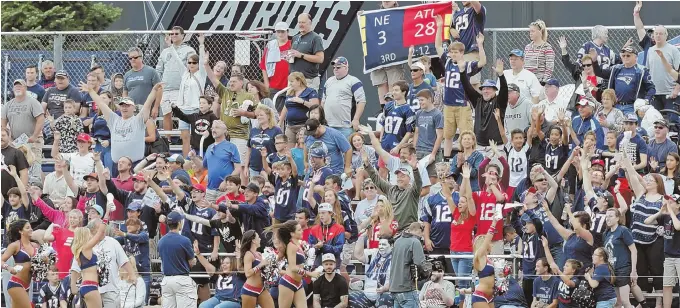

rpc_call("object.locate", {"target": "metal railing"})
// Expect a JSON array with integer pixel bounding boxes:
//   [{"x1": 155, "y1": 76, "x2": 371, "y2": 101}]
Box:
[{"x1": 1, "y1": 30, "x2": 272, "y2": 102}]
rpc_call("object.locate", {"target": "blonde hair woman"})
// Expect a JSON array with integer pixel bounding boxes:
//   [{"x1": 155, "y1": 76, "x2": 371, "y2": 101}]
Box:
[
  {"x1": 71, "y1": 221, "x2": 107, "y2": 308},
  {"x1": 279, "y1": 72, "x2": 320, "y2": 146},
  {"x1": 597, "y1": 89, "x2": 625, "y2": 134},
  {"x1": 365, "y1": 195, "x2": 398, "y2": 249},
  {"x1": 244, "y1": 104, "x2": 283, "y2": 181},
  {"x1": 524, "y1": 19, "x2": 555, "y2": 83},
  {"x1": 119, "y1": 255, "x2": 146, "y2": 308},
  {"x1": 449, "y1": 130, "x2": 484, "y2": 191}
]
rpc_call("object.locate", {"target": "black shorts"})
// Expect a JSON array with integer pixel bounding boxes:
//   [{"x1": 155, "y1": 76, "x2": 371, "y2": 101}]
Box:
[
  {"x1": 190, "y1": 259, "x2": 220, "y2": 286},
  {"x1": 613, "y1": 265, "x2": 631, "y2": 288}
]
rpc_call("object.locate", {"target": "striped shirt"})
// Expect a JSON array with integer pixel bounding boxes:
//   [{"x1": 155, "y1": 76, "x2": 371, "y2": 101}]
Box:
[
  {"x1": 524, "y1": 42, "x2": 555, "y2": 83},
  {"x1": 630, "y1": 195, "x2": 663, "y2": 244}
]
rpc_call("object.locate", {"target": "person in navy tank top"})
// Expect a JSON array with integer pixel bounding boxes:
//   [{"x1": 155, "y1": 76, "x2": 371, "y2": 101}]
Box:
[
  {"x1": 70, "y1": 220, "x2": 107, "y2": 308},
  {"x1": 2, "y1": 219, "x2": 42, "y2": 308},
  {"x1": 240, "y1": 230, "x2": 274, "y2": 308}
]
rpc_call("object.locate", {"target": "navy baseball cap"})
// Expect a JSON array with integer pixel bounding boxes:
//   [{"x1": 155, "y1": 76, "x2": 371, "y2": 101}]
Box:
[
  {"x1": 545, "y1": 78, "x2": 560, "y2": 87},
  {"x1": 167, "y1": 211, "x2": 185, "y2": 224},
  {"x1": 331, "y1": 57, "x2": 348, "y2": 67},
  {"x1": 55, "y1": 70, "x2": 69, "y2": 78},
  {"x1": 309, "y1": 141, "x2": 328, "y2": 158},
  {"x1": 127, "y1": 201, "x2": 142, "y2": 211},
  {"x1": 479, "y1": 79, "x2": 498, "y2": 91},
  {"x1": 623, "y1": 114, "x2": 638, "y2": 123},
  {"x1": 508, "y1": 49, "x2": 524, "y2": 57}
]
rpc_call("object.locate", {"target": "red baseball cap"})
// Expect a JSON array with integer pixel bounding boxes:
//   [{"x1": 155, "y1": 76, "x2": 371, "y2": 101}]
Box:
[
  {"x1": 591, "y1": 159, "x2": 605, "y2": 167},
  {"x1": 83, "y1": 173, "x2": 98, "y2": 181},
  {"x1": 133, "y1": 173, "x2": 145, "y2": 181},
  {"x1": 76, "y1": 133, "x2": 93, "y2": 143},
  {"x1": 192, "y1": 184, "x2": 206, "y2": 192}
]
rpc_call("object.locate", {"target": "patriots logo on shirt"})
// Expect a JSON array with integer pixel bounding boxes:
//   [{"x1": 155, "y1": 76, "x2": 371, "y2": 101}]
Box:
[{"x1": 617, "y1": 76, "x2": 634, "y2": 85}]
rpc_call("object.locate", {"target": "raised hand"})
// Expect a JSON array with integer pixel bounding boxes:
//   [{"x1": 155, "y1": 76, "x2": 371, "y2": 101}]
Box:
[
  {"x1": 634, "y1": 1, "x2": 642, "y2": 14},
  {"x1": 493, "y1": 108, "x2": 501, "y2": 122},
  {"x1": 476, "y1": 33, "x2": 485, "y2": 46},
  {"x1": 92, "y1": 151, "x2": 101, "y2": 162},
  {"x1": 78, "y1": 81, "x2": 91, "y2": 93},
  {"x1": 622, "y1": 37, "x2": 634, "y2": 49},
  {"x1": 540, "y1": 236, "x2": 549, "y2": 248},
  {"x1": 434, "y1": 15, "x2": 443, "y2": 28},
  {"x1": 462, "y1": 162, "x2": 471, "y2": 178},
  {"x1": 409, "y1": 45, "x2": 415, "y2": 56},
  {"x1": 153, "y1": 82, "x2": 165, "y2": 92},
  {"x1": 451, "y1": 1, "x2": 460, "y2": 12},
  {"x1": 493, "y1": 59, "x2": 504, "y2": 75},
  {"x1": 203, "y1": 51, "x2": 210, "y2": 64},
  {"x1": 408, "y1": 154, "x2": 418, "y2": 169},
  {"x1": 588, "y1": 48, "x2": 598, "y2": 62},
  {"x1": 557, "y1": 108, "x2": 567, "y2": 124},
  {"x1": 197, "y1": 33, "x2": 205, "y2": 45},
  {"x1": 649, "y1": 156, "x2": 659, "y2": 171},
  {"x1": 558, "y1": 36, "x2": 567, "y2": 50}
]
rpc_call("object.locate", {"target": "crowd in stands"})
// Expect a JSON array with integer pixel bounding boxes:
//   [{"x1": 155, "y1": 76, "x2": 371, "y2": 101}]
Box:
[{"x1": 3, "y1": 1, "x2": 680, "y2": 308}]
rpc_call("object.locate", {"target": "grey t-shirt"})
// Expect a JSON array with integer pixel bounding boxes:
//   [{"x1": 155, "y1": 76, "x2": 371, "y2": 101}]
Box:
[
  {"x1": 323, "y1": 74, "x2": 366, "y2": 128},
  {"x1": 1, "y1": 96, "x2": 43, "y2": 139},
  {"x1": 414, "y1": 108, "x2": 444, "y2": 153},
  {"x1": 42, "y1": 85, "x2": 83, "y2": 118},
  {"x1": 389, "y1": 234, "x2": 425, "y2": 293},
  {"x1": 123, "y1": 65, "x2": 161, "y2": 105},
  {"x1": 290, "y1": 31, "x2": 324, "y2": 79},
  {"x1": 505, "y1": 96, "x2": 533, "y2": 141},
  {"x1": 107, "y1": 113, "x2": 146, "y2": 162},
  {"x1": 646, "y1": 43, "x2": 680, "y2": 94}
]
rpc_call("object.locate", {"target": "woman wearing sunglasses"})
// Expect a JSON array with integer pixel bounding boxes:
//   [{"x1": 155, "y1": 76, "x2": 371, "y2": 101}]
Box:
[{"x1": 559, "y1": 35, "x2": 604, "y2": 104}]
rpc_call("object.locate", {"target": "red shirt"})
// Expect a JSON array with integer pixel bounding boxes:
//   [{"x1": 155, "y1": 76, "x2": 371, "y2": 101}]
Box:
[
  {"x1": 302, "y1": 227, "x2": 311, "y2": 243},
  {"x1": 111, "y1": 175, "x2": 135, "y2": 220},
  {"x1": 216, "y1": 192, "x2": 246, "y2": 206},
  {"x1": 259, "y1": 40, "x2": 292, "y2": 90},
  {"x1": 52, "y1": 226, "x2": 74, "y2": 279},
  {"x1": 368, "y1": 220, "x2": 398, "y2": 249},
  {"x1": 450, "y1": 207, "x2": 478, "y2": 252},
  {"x1": 472, "y1": 191, "x2": 507, "y2": 241}
]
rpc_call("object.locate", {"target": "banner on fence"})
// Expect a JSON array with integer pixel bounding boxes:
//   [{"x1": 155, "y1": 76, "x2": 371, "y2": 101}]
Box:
[
  {"x1": 171, "y1": 1, "x2": 363, "y2": 73},
  {"x1": 358, "y1": 2, "x2": 452, "y2": 73}
]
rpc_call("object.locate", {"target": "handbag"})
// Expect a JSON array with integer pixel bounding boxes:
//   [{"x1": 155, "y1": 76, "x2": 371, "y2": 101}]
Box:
[{"x1": 572, "y1": 279, "x2": 596, "y2": 308}]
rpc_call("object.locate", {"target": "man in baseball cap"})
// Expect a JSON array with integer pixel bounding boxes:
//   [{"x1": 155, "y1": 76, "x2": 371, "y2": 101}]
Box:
[
  {"x1": 619, "y1": 113, "x2": 648, "y2": 175},
  {"x1": 304, "y1": 118, "x2": 352, "y2": 176},
  {"x1": 573, "y1": 97, "x2": 604, "y2": 149},
  {"x1": 86, "y1": 204, "x2": 104, "y2": 221},
  {"x1": 313, "y1": 253, "x2": 349, "y2": 308},
  {"x1": 308, "y1": 202, "x2": 344, "y2": 267}
]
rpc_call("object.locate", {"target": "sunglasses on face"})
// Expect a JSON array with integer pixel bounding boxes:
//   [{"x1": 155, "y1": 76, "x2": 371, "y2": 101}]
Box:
[
  {"x1": 410, "y1": 69, "x2": 422, "y2": 72},
  {"x1": 535, "y1": 178, "x2": 547, "y2": 183},
  {"x1": 582, "y1": 63, "x2": 593, "y2": 67},
  {"x1": 655, "y1": 126, "x2": 665, "y2": 130},
  {"x1": 621, "y1": 54, "x2": 633, "y2": 58},
  {"x1": 128, "y1": 56, "x2": 141, "y2": 60},
  {"x1": 170, "y1": 33, "x2": 181, "y2": 36},
  {"x1": 364, "y1": 186, "x2": 376, "y2": 190},
  {"x1": 187, "y1": 62, "x2": 198, "y2": 65}
]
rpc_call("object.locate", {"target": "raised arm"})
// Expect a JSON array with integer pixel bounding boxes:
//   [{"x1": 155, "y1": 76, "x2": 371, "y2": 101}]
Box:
[
  {"x1": 8, "y1": 166, "x2": 29, "y2": 208},
  {"x1": 434, "y1": 15, "x2": 444, "y2": 56},
  {"x1": 621, "y1": 154, "x2": 645, "y2": 198},
  {"x1": 542, "y1": 200, "x2": 574, "y2": 240},
  {"x1": 80, "y1": 82, "x2": 113, "y2": 122},
  {"x1": 633, "y1": 1, "x2": 646, "y2": 42},
  {"x1": 460, "y1": 163, "x2": 476, "y2": 216},
  {"x1": 458, "y1": 61, "x2": 481, "y2": 103},
  {"x1": 141, "y1": 83, "x2": 163, "y2": 123}
]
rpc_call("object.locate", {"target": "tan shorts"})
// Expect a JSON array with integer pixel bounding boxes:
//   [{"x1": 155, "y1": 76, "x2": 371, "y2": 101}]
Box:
[
  {"x1": 443, "y1": 105, "x2": 473, "y2": 139},
  {"x1": 285, "y1": 124, "x2": 305, "y2": 145},
  {"x1": 161, "y1": 89, "x2": 179, "y2": 116},
  {"x1": 306, "y1": 77, "x2": 321, "y2": 92},
  {"x1": 463, "y1": 52, "x2": 481, "y2": 84},
  {"x1": 663, "y1": 257, "x2": 680, "y2": 286},
  {"x1": 370, "y1": 65, "x2": 405, "y2": 86}
]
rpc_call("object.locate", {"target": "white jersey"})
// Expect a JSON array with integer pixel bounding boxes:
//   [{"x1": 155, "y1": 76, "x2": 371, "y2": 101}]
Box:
[{"x1": 506, "y1": 144, "x2": 529, "y2": 188}]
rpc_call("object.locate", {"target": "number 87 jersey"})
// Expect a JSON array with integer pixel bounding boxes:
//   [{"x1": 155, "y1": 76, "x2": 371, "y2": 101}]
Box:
[{"x1": 379, "y1": 101, "x2": 416, "y2": 152}]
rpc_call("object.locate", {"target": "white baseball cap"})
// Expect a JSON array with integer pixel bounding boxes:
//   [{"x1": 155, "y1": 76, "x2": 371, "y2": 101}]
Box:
[
  {"x1": 322, "y1": 253, "x2": 336, "y2": 263},
  {"x1": 275, "y1": 22, "x2": 288, "y2": 31},
  {"x1": 318, "y1": 203, "x2": 333, "y2": 213}
]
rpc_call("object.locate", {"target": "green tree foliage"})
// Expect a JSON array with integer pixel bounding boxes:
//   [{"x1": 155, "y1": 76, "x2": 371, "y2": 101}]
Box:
[
  {"x1": 1, "y1": 2, "x2": 124, "y2": 50},
  {"x1": 1, "y1": 1, "x2": 122, "y2": 32}
]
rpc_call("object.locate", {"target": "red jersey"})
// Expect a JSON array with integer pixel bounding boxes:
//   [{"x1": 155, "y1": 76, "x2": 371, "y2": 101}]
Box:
[
  {"x1": 450, "y1": 208, "x2": 478, "y2": 252},
  {"x1": 368, "y1": 220, "x2": 398, "y2": 249},
  {"x1": 472, "y1": 191, "x2": 508, "y2": 241},
  {"x1": 216, "y1": 192, "x2": 246, "y2": 205},
  {"x1": 259, "y1": 40, "x2": 292, "y2": 90},
  {"x1": 302, "y1": 227, "x2": 312, "y2": 243},
  {"x1": 52, "y1": 226, "x2": 74, "y2": 279}
]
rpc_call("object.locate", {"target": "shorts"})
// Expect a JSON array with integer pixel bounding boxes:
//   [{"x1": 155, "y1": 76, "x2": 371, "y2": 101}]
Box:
[
  {"x1": 80, "y1": 280, "x2": 99, "y2": 296},
  {"x1": 471, "y1": 289, "x2": 493, "y2": 304},
  {"x1": 178, "y1": 108, "x2": 199, "y2": 130},
  {"x1": 7, "y1": 276, "x2": 29, "y2": 291},
  {"x1": 341, "y1": 242, "x2": 356, "y2": 267},
  {"x1": 278, "y1": 274, "x2": 303, "y2": 292},
  {"x1": 443, "y1": 105, "x2": 473, "y2": 139},
  {"x1": 416, "y1": 151, "x2": 442, "y2": 178},
  {"x1": 306, "y1": 77, "x2": 321, "y2": 92},
  {"x1": 161, "y1": 90, "x2": 179, "y2": 116},
  {"x1": 613, "y1": 266, "x2": 631, "y2": 287},
  {"x1": 242, "y1": 282, "x2": 264, "y2": 297},
  {"x1": 463, "y1": 52, "x2": 481, "y2": 84},
  {"x1": 663, "y1": 257, "x2": 680, "y2": 286},
  {"x1": 230, "y1": 138, "x2": 249, "y2": 167},
  {"x1": 284, "y1": 124, "x2": 305, "y2": 144},
  {"x1": 370, "y1": 65, "x2": 405, "y2": 86}
]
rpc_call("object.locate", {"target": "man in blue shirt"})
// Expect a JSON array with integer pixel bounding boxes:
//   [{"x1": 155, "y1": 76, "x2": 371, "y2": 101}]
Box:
[
  {"x1": 157, "y1": 211, "x2": 197, "y2": 307},
  {"x1": 570, "y1": 99, "x2": 605, "y2": 150},
  {"x1": 647, "y1": 119, "x2": 678, "y2": 172},
  {"x1": 406, "y1": 62, "x2": 433, "y2": 113},
  {"x1": 204, "y1": 120, "x2": 241, "y2": 203},
  {"x1": 592, "y1": 46, "x2": 655, "y2": 115},
  {"x1": 303, "y1": 118, "x2": 352, "y2": 176}
]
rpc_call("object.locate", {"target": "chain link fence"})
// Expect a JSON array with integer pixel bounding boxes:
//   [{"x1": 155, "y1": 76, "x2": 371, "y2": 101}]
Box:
[
  {"x1": 478, "y1": 26, "x2": 680, "y2": 82},
  {"x1": 1, "y1": 30, "x2": 272, "y2": 102}
]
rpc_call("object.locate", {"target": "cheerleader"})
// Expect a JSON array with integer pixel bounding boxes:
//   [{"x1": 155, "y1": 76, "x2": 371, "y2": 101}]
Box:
[
  {"x1": 2, "y1": 219, "x2": 39, "y2": 308},
  {"x1": 273, "y1": 220, "x2": 321, "y2": 308},
  {"x1": 471, "y1": 213, "x2": 501, "y2": 308},
  {"x1": 240, "y1": 230, "x2": 275, "y2": 308},
  {"x1": 70, "y1": 219, "x2": 107, "y2": 308}
]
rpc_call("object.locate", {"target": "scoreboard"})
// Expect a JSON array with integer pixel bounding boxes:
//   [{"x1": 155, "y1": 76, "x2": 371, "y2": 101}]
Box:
[{"x1": 358, "y1": 2, "x2": 452, "y2": 73}]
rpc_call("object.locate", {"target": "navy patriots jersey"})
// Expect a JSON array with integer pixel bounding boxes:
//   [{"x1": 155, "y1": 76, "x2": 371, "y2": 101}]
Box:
[
  {"x1": 421, "y1": 192, "x2": 458, "y2": 249},
  {"x1": 185, "y1": 204, "x2": 218, "y2": 253},
  {"x1": 274, "y1": 175, "x2": 300, "y2": 222},
  {"x1": 379, "y1": 101, "x2": 416, "y2": 151},
  {"x1": 544, "y1": 142, "x2": 570, "y2": 175},
  {"x1": 38, "y1": 283, "x2": 60, "y2": 308},
  {"x1": 303, "y1": 166, "x2": 334, "y2": 220},
  {"x1": 522, "y1": 233, "x2": 545, "y2": 277},
  {"x1": 440, "y1": 54, "x2": 481, "y2": 107},
  {"x1": 450, "y1": 6, "x2": 487, "y2": 52}
]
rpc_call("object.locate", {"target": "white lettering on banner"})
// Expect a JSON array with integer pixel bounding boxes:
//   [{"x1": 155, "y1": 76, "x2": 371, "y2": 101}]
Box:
[
  {"x1": 187, "y1": 1, "x2": 349, "y2": 50},
  {"x1": 414, "y1": 9, "x2": 435, "y2": 19},
  {"x1": 374, "y1": 15, "x2": 391, "y2": 26}
]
